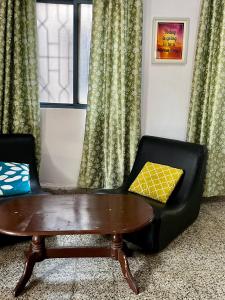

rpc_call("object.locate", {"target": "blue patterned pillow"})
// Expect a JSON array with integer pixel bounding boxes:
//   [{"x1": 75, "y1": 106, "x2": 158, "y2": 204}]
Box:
[{"x1": 0, "y1": 162, "x2": 31, "y2": 196}]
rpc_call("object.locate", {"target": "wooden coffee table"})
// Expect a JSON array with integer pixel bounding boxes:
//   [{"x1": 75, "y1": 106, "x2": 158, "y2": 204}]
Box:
[{"x1": 0, "y1": 194, "x2": 154, "y2": 297}]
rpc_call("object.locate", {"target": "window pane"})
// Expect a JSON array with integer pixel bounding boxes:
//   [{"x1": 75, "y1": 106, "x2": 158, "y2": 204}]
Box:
[
  {"x1": 36, "y1": 3, "x2": 73, "y2": 104},
  {"x1": 78, "y1": 4, "x2": 93, "y2": 104}
]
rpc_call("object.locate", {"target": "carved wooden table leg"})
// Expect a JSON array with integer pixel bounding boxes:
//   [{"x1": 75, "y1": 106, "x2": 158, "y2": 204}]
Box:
[
  {"x1": 111, "y1": 234, "x2": 139, "y2": 294},
  {"x1": 14, "y1": 236, "x2": 45, "y2": 297}
]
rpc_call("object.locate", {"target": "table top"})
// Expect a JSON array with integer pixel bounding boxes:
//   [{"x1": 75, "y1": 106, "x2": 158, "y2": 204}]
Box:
[{"x1": 0, "y1": 194, "x2": 154, "y2": 236}]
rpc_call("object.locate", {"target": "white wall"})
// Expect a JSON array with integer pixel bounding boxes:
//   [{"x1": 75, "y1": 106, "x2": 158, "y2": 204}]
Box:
[
  {"x1": 39, "y1": 0, "x2": 201, "y2": 188},
  {"x1": 40, "y1": 109, "x2": 86, "y2": 188},
  {"x1": 142, "y1": 0, "x2": 201, "y2": 140}
]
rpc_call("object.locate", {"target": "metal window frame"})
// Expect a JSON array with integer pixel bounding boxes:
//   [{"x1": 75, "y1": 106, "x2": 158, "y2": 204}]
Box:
[{"x1": 36, "y1": 0, "x2": 92, "y2": 109}]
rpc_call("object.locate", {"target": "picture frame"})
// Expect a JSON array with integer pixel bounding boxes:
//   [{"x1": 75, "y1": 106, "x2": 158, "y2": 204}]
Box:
[{"x1": 152, "y1": 18, "x2": 189, "y2": 64}]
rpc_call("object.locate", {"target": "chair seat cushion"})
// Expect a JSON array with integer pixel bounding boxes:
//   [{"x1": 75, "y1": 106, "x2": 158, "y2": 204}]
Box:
[
  {"x1": 0, "y1": 162, "x2": 31, "y2": 196},
  {"x1": 128, "y1": 162, "x2": 183, "y2": 203}
]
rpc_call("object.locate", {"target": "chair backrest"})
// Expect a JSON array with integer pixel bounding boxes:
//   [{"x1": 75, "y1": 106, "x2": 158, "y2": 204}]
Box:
[
  {"x1": 0, "y1": 134, "x2": 41, "y2": 193},
  {"x1": 125, "y1": 136, "x2": 207, "y2": 205}
]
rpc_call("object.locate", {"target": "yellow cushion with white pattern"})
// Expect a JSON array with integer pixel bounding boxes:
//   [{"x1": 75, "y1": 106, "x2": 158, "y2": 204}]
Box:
[{"x1": 128, "y1": 162, "x2": 183, "y2": 203}]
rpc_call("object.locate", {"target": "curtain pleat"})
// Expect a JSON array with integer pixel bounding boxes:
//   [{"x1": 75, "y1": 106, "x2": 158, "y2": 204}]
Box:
[
  {"x1": 78, "y1": 0, "x2": 142, "y2": 188},
  {"x1": 187, "y1": 0, "x2": 225, "y2": 197},
  {"x1": 0, "y1": 0, "x2": 40, "y2": 161}
]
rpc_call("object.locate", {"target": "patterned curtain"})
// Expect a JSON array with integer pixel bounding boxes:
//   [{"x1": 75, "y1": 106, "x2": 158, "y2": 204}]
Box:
[
  {"x1": 0, "y1": 0, "x2": 40, "y2": 160},
  {"x1": 78, "y1": 0, "x2": 142, "y2": 189},
  {"x1": 187, "y1": 0, "x2": 225, "y2": 197}
]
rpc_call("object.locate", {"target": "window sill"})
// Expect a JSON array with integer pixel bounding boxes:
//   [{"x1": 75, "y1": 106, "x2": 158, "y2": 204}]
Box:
[{"x1": 40, "y1": 103, "x2": 87, "y2": 109}]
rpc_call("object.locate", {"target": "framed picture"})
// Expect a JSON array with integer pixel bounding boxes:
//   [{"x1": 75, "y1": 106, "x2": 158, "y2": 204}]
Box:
[{"x1": 152, "y1": 18, "x2": 189, "y2": 64}]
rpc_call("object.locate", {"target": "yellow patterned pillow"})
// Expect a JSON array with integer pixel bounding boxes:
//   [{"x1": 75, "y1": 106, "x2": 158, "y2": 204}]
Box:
[{"x1": 128, "y1": 162, "x2": 183, "y2": 203}]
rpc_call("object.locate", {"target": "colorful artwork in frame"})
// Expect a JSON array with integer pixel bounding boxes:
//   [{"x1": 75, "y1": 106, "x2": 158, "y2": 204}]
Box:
[{"x1": 152, "y1": 18, "x2": 189, "y2": 64}]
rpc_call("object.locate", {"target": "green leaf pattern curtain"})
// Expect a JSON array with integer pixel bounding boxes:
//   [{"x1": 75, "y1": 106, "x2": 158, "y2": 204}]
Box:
[
  {"x1": 187, "y1": 0, "x2": 225, "y2": 197},
  {"x1": 0, "y1": 0, "x2": 40, "y2": 159},
  {"x1": 79, "y1": 0, "x2": 142, "y2": 188}
]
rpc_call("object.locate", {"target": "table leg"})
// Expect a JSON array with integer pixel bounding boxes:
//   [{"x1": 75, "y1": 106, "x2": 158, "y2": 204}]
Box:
[
  {"x1": 111, "y1": 234, "x2": 139, "y2": 294},
  {"x1": 14, "y1": 236, "x2": 45, "y2": 297}
]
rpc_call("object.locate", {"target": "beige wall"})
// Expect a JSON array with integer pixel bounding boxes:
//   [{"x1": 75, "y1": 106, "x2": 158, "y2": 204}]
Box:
[{"x1": 39, "y1": 0, "x2": 201, "y2": 188}]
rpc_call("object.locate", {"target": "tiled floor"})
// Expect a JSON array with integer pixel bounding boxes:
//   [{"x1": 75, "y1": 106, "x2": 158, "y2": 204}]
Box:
[{"x1": 0, "y1": 200, "x2": 224, "y2": 300}]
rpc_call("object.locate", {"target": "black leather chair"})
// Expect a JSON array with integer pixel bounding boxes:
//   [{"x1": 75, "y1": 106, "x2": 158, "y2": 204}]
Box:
[
  {"x1": 97, "y1": 136, "x2": 207, "y2": 253},
  {"x1": 0, "y1": 134, "x2": 44, "y2": 245}
]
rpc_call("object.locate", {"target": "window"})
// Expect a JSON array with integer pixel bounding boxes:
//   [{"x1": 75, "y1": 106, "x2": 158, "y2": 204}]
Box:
[{"x1": 36, "y1": 0, "x2": 92, "y2": 108}]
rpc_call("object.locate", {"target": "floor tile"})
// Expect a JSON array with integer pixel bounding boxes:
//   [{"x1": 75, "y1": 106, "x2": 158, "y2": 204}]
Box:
[
  {"x1": 0, "y1": 200, "x2": 224, "y2": 300},
  {"x1": 72, "y1": 272, "x2": 115, "y2": 300}
]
